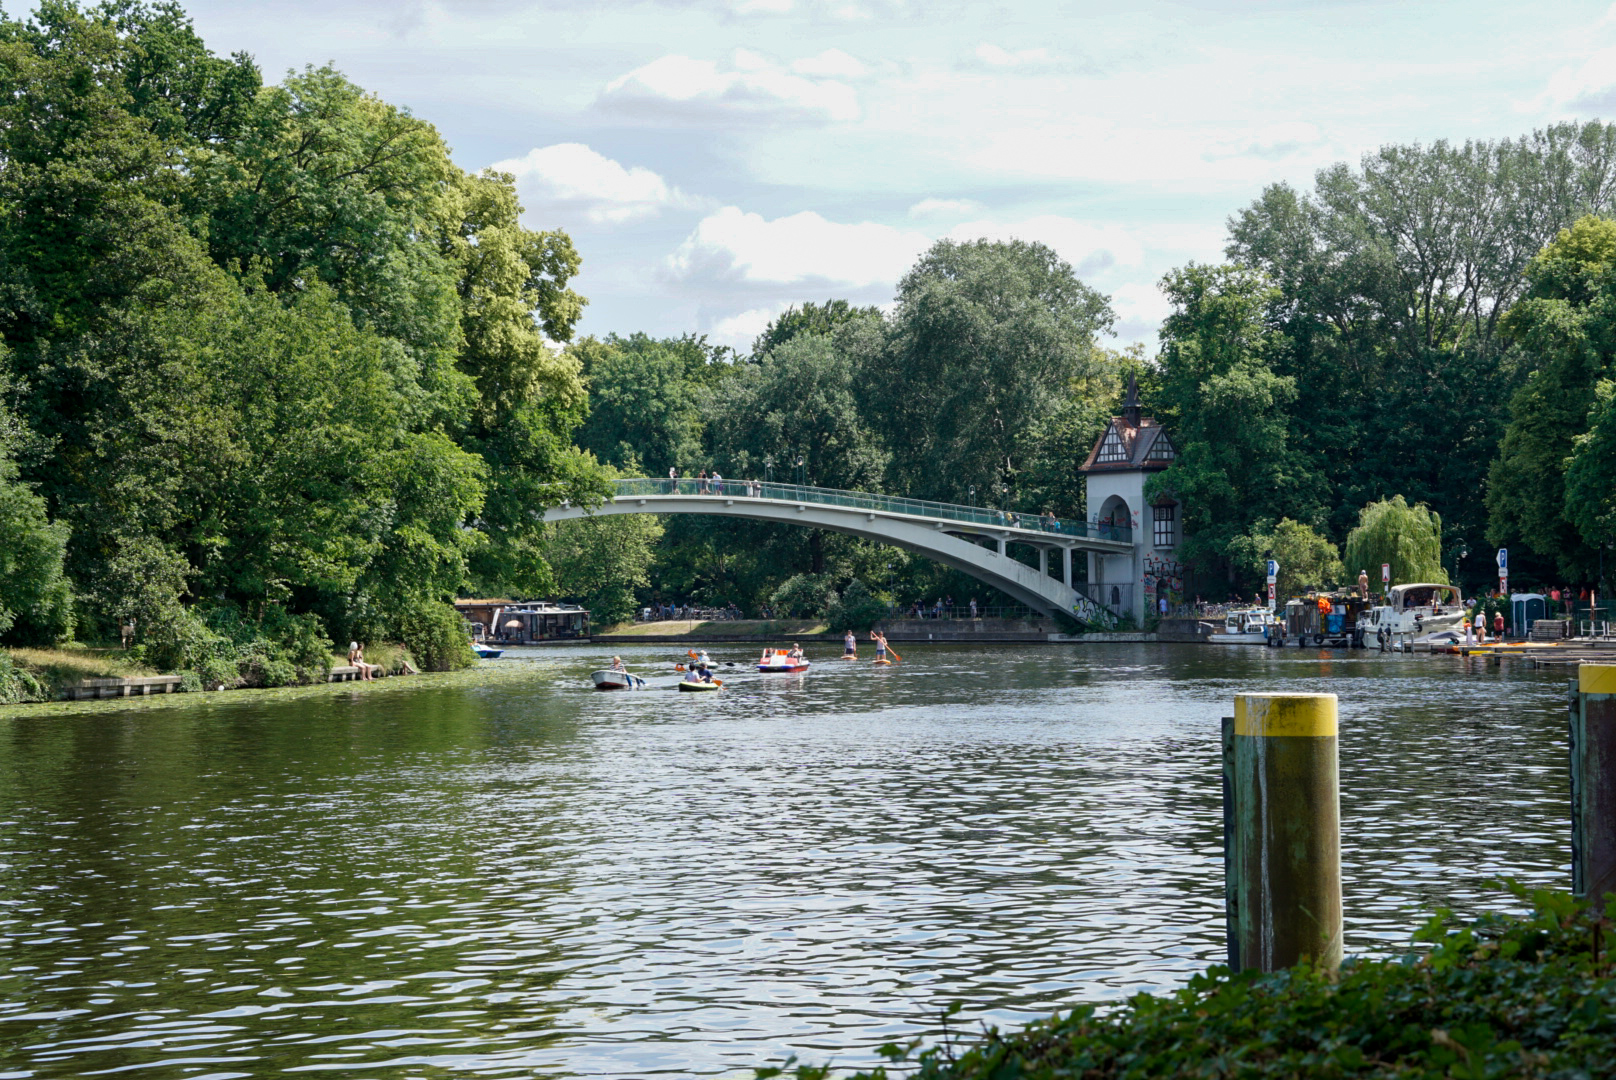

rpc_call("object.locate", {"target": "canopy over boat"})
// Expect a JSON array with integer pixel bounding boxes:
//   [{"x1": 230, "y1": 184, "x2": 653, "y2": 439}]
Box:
[{"x1": 757, "y1": 647, "x2": 809, "y2": 673}]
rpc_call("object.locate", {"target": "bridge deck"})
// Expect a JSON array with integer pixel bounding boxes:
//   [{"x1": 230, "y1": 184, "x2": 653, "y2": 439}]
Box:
[{"x1": 595, "y1": 478, "x2": 1132, "y2": 548}]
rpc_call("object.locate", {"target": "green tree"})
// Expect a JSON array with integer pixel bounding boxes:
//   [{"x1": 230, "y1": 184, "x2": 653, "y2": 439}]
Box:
[
  {"x1": 856, "y1": 238, "x2": 1114, "y2": 505},
  {"x1": 770, "y1": 573, "x2": 834, "y2": 619},
  {"x1": 1343, "y1": 496, "x2": 1448, "y2": 587},
  {"x1": 750, "y1": 298, "x2": 881, "y2": 358},
  {"x1": 708, "y1": 332, "x2": 887, "y2": 492},
  {"x1": 542, "y1": 513, "x2": 663, "y2": 625},
  {"x1": 1566, "y1": 380, "x2": 1616, "y2": 577},
  {"x1": 1146, "y1": 264, "x2": 1321, "y2": 582},
  {"x1": 1487, "y1": 216, "x2": 1616, "y2": 581},
  {"x1": 1228, "y1": 126, "x2": 1616, "y2": 579},
  {"x1": 1230, "y1": 519, "x2": 1343, "y2": 598},
  {"x1": 0, "y1": 371, "x2": 72, "y2": 645},
  {"x1": 571, "y1": 336, "x2": 706, "y2": 475}
]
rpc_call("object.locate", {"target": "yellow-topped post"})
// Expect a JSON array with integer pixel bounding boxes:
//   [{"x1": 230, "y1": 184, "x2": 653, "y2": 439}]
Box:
[
  {"x1": 1222, "y1": 693, "x2": 1342, "y2": 974},
  {"x1": 1571, "y1": 664, "x2": 1616, "y2": 903}
]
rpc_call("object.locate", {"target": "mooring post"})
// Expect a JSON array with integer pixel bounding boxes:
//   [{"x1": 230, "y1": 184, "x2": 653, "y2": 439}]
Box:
[
  {"x1": 1570, "y1": 664, "x2": 1616, "y2": 904},
  {"x1": 1222, "y1": 692, "x2": 1342, "y2": 974}
]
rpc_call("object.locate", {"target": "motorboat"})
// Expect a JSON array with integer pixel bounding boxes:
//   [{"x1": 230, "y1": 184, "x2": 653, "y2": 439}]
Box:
[
  {"x1": 677, "y1": 677, "x2": 722, "y2": 692},
  {"x1": 1359, "y1": 583, "x2": 1467, "y2": 643},
  {"x1": 1209, "y1": 608, "x2": 1277, "y2": 644},
  {"x1": 472, "y1": 642, "x2": 504, "y2": 659},
  {"x1": 591, "y1": 669, "x2": 647, "y2": 690},
  {"x1": 757, "y1": 648, "x2": 810, "y2": 673}
]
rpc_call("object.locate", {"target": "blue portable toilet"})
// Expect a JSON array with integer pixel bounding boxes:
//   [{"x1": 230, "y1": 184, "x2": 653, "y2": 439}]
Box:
[{"x1": 1511, "y1": 593, "x2": 1546, "y2": 634}]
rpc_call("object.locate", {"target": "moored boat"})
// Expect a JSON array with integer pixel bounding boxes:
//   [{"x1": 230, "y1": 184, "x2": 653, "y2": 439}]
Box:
[
  {"x1": 591, "y1": 669, "x2": 647, "y2": 690},
  {"x1": 1209, "y1": 608, "x2": 1277, "y2": 644},
  {"x1": 757, "y1": 648, "x2": 810, "y2": 673},
  {"x1": 1359, "y1": 583, "x2": 1467, "y2": 643},
  {"x1": 473, "y1": 642, "x2": 504, "y2": 659}
]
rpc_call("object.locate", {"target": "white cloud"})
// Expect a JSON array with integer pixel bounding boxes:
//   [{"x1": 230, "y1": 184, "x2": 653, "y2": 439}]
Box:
[
  {"x1": 1109, "y1": 281, "x2": 1172, "y2": 329},
  {"x1": 731, "y1": 0, "x2": 793, "y2": 13},
  {"x1": 668, "y1": 206, "x2": 928, "y2": 286},
  {"x1": 489, "y1": 143, "x2": 697, "y2": 225},
  {"x1": 708, "y1": 303, "x2": 792, "y2": 349},
  {"x1": 1536, "y1": 43, "x2": 1616, "y2": 112},
  {"x1": 974, "y1": 43, "x2": 1054, "y2": 68},
  {"x1": 791, "y1": 48, "x2": 866, "y2": 79},
  {"x1": 944, "y1": 216, "x2": 1146, "y2": 278},
  {"x1": 598, "y1": 51, "x2": 860, "y2": 124},
  {"x1": 908, "y1": 197, "x2": 980, "y2": 217}
]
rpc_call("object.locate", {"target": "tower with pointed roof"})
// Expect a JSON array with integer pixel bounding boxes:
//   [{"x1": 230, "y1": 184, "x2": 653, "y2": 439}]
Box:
[{"x1": 1078, "y1": 375, "x2": 1181, "y2": 622}]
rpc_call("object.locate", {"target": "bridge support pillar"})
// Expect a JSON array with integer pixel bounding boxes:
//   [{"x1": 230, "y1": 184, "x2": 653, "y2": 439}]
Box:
[
  {"x1": 1039, "y1": 548, "x2": 1048, "y2": 578},
  {"x1": 1063, "y1": 547, "x2": 1072, "y2": 587},
  {"x1": 996, "y1": 537, "x2": 1005, "y2": 556}
]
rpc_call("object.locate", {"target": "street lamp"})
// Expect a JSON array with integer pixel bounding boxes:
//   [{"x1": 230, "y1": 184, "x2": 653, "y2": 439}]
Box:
[
  {"x1": 795, "y1": 455, "x2": 806, "y2": 487},
  {"x1": 764, "y1": 456, "x2": 773, "y2": 484}
]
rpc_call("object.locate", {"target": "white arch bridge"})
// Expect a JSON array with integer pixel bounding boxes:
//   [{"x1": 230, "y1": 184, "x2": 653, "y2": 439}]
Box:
[{"x1": 542, "y1": 478, "x2": 1135, "y2": 624}]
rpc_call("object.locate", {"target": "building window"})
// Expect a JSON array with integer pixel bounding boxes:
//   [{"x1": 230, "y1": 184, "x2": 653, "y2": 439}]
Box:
[
  {"x1": 1096, "y1": 425, "x2": 1128, "y2": 463},
  {"x1": 1153, "y1": 504, "x2": 1175, "y2": 548},
  {"x1": 1145, "y1": 433, "x2": 1175, "y2": 462}
]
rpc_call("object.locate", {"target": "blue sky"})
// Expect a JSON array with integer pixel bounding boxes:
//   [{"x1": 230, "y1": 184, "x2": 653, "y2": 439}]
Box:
[{"x1": 173, "y1": 0, "x2": 1616, "y2": 350}]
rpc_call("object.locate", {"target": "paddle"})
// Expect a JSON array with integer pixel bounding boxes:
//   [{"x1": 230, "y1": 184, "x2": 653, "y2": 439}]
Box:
[{"x1": 885, "y1": 642, "x2": 902, "y2": 663}]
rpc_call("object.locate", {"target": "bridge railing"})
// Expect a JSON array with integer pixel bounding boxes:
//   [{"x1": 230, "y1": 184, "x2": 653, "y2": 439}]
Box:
[{"x1": 609, "y1": 478, "x2": 1132, "y2": 543}]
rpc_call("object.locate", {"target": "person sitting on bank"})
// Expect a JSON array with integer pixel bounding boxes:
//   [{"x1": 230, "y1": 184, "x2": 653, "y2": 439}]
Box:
[{"x1": 348, "y1": 641, "x2": 376, "y2": 681}]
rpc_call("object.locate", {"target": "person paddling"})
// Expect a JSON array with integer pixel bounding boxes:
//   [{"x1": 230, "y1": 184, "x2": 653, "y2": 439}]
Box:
[
  {"x1": 843, "y1": 630, "x2": 857, "y2": 658},
  {"x1": 871, "y1": 630, "x2": 888, "y2": 662}
]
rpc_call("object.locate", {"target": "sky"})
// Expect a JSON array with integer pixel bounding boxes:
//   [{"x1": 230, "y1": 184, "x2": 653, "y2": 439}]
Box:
[{"x1": 157, "y1": 0, "x2": 1616, "y2": 351}]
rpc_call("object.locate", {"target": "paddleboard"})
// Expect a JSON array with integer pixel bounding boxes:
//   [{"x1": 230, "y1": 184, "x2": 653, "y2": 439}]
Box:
[{"x1": 873, "y1": 658, "x2": 892, "y2": 665}]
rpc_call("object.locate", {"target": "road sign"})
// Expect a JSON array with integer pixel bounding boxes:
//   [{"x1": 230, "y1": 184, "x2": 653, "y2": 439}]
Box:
[
  {"x1": 1381, "y1": 563, "x2": 1391, "y2": 584},
  {"x1": 1266, "y1": 559, "x2": 1279, "y2": 578},
  {"x1": 1267, "y1": 582, "x2": 1276, "y2": 606},
  {"x1": 1497, "y1": 548, "x2": 1508, "y2": 569}
]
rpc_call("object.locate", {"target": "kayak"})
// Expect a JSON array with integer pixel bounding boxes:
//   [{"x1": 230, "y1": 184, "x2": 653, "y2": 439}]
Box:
[
  {"x1": 591, "y1": 669, "x2": 646, "y2": 690},
  {"x1": 678, "y1": 679, "x2": 722, "y2": 692}
]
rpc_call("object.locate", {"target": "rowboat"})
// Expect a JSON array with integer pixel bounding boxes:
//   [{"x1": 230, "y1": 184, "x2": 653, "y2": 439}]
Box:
[
  {"x1": 758, "y1": 648, "x2": 809, "y2": 673},
  {"x1": 591, "y1": 669, "x2": 647, "y2": 690},
  {"x1": 678, "y1": 678, "x2": 722, "y2": 692}
]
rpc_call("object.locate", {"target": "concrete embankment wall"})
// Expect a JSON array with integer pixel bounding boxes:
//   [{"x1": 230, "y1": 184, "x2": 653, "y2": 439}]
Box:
[{"x1": 605, "y1": 617, "x2": 1219, "y2": 646}]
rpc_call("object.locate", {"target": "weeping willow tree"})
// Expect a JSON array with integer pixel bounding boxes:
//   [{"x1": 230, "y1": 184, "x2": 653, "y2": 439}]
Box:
[{"x1": 1343, "y1": 496, "x2": 1448, "y2": 587}]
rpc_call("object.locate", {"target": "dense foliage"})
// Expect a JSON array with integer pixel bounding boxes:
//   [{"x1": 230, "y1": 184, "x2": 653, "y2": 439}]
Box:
[
  {"x1": 1344, "y1": 497, "x2": 1450, "y2": 589},
  {"x1": 768, "y1": 888, "x2": 1616, "y2": 1080},
  {"x1": 0, "y1": 2, "x2": 603, "y2": 675}
]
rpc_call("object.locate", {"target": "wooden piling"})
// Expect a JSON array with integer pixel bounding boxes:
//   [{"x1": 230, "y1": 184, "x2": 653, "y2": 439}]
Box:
[
  {"x1": 1223, "y1": 693, "x2": 1342, "y2": 974},
  {"x1": 1571, "y1": 664, "x2": 1616, "y2": 904}
]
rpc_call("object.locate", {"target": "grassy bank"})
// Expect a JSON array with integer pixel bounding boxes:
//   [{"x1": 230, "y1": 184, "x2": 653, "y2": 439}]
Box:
[
  {"x1": 778, "y1": 886, "x2": 1615, "y2": 1080},
  {"x1": 597, "y1": 619, "x2": 830, "y2": 638},
  {"x1": 0, "y1": 646, "x2": 157, "y2": 702}
]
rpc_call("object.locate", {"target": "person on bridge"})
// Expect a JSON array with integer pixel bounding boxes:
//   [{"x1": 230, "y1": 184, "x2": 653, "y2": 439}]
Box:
[
  {"x1": 667, "y1": 466, "x2": 678, "y2": 493},
  {"x1": 712, "y1": 470, "x2": 724, "y2": 496},
  {"x1": 843, "y1": 631, "x2": 857, "y2": 658}
]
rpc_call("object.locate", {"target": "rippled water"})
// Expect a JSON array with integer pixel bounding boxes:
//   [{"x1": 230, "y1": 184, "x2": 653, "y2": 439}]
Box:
[{"x1": 0, "y1": 643, "x2": 1573, "y2": 1077}]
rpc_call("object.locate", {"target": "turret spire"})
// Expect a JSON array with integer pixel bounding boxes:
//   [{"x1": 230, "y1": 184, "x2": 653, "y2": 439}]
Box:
[{"x1": 1122, "y1": 372, "x2": 1141, "y2": 426}]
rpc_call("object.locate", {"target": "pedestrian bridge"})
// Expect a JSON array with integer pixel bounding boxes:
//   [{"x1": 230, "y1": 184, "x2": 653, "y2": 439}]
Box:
[{"x1": 542, "y1": 478, "x2": 1134, "y2": 624}]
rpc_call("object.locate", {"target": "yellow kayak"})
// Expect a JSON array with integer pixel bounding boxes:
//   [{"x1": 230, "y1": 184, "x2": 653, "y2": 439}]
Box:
[{"x1": 678, "y1": 679, "x2": 722, "y2": 692}]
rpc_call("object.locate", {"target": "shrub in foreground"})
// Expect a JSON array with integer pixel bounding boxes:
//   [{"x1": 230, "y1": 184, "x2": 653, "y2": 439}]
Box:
[{"x1": 767, "y1": 886, "x2": 1616, "y2": 1080}]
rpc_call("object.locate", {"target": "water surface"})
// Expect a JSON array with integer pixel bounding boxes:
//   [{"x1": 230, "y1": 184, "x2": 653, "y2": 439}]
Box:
[{"x1": 0, "y1": 643, "x2": 1572, "y2": 1077}]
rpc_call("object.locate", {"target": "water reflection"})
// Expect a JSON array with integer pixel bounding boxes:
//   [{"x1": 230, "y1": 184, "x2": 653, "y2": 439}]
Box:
[{"x1": 0, "y1": 644, "x2": 1571, "y2": 1076}]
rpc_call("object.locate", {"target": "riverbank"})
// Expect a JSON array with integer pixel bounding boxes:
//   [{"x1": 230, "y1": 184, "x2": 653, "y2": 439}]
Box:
[{"x1": 0, "y1": 642, "x2": 427, "y2": 706}]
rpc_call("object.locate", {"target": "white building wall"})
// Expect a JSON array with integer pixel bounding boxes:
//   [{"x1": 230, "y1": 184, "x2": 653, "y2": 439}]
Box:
[{"x1": 1083, "y1": 470, "x2": 1180, "y2": 624}]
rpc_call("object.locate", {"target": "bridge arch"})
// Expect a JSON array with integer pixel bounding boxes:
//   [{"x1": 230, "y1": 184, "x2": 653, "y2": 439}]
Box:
[{"x1": 542, "y1": 479, "x2": 1134, "y2": 624}]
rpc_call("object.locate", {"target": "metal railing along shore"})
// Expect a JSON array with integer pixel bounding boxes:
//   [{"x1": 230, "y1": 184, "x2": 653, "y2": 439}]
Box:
[{"x1": 607, "y1": 478, "x2": 1132, "y2": 543}]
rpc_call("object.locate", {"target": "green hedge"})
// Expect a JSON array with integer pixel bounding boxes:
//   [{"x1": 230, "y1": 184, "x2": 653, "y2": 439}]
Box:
[{"x1": 766, "y1": 886, "x2": 1616, "y2": 1080}]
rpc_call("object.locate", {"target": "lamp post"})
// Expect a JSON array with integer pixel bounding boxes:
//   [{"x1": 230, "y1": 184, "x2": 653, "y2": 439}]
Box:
[
  {"x1": 764, "y1": 456, "x2": 773, "y2": 484},
  {"x1": 795, "y1": 455, "x2": 806, "y2": 487}
]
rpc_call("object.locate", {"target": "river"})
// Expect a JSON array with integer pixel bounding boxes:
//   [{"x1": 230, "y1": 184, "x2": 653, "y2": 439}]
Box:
[{"x1": 0, "y1": 643, "x2": 1572, "y2": 1077}]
